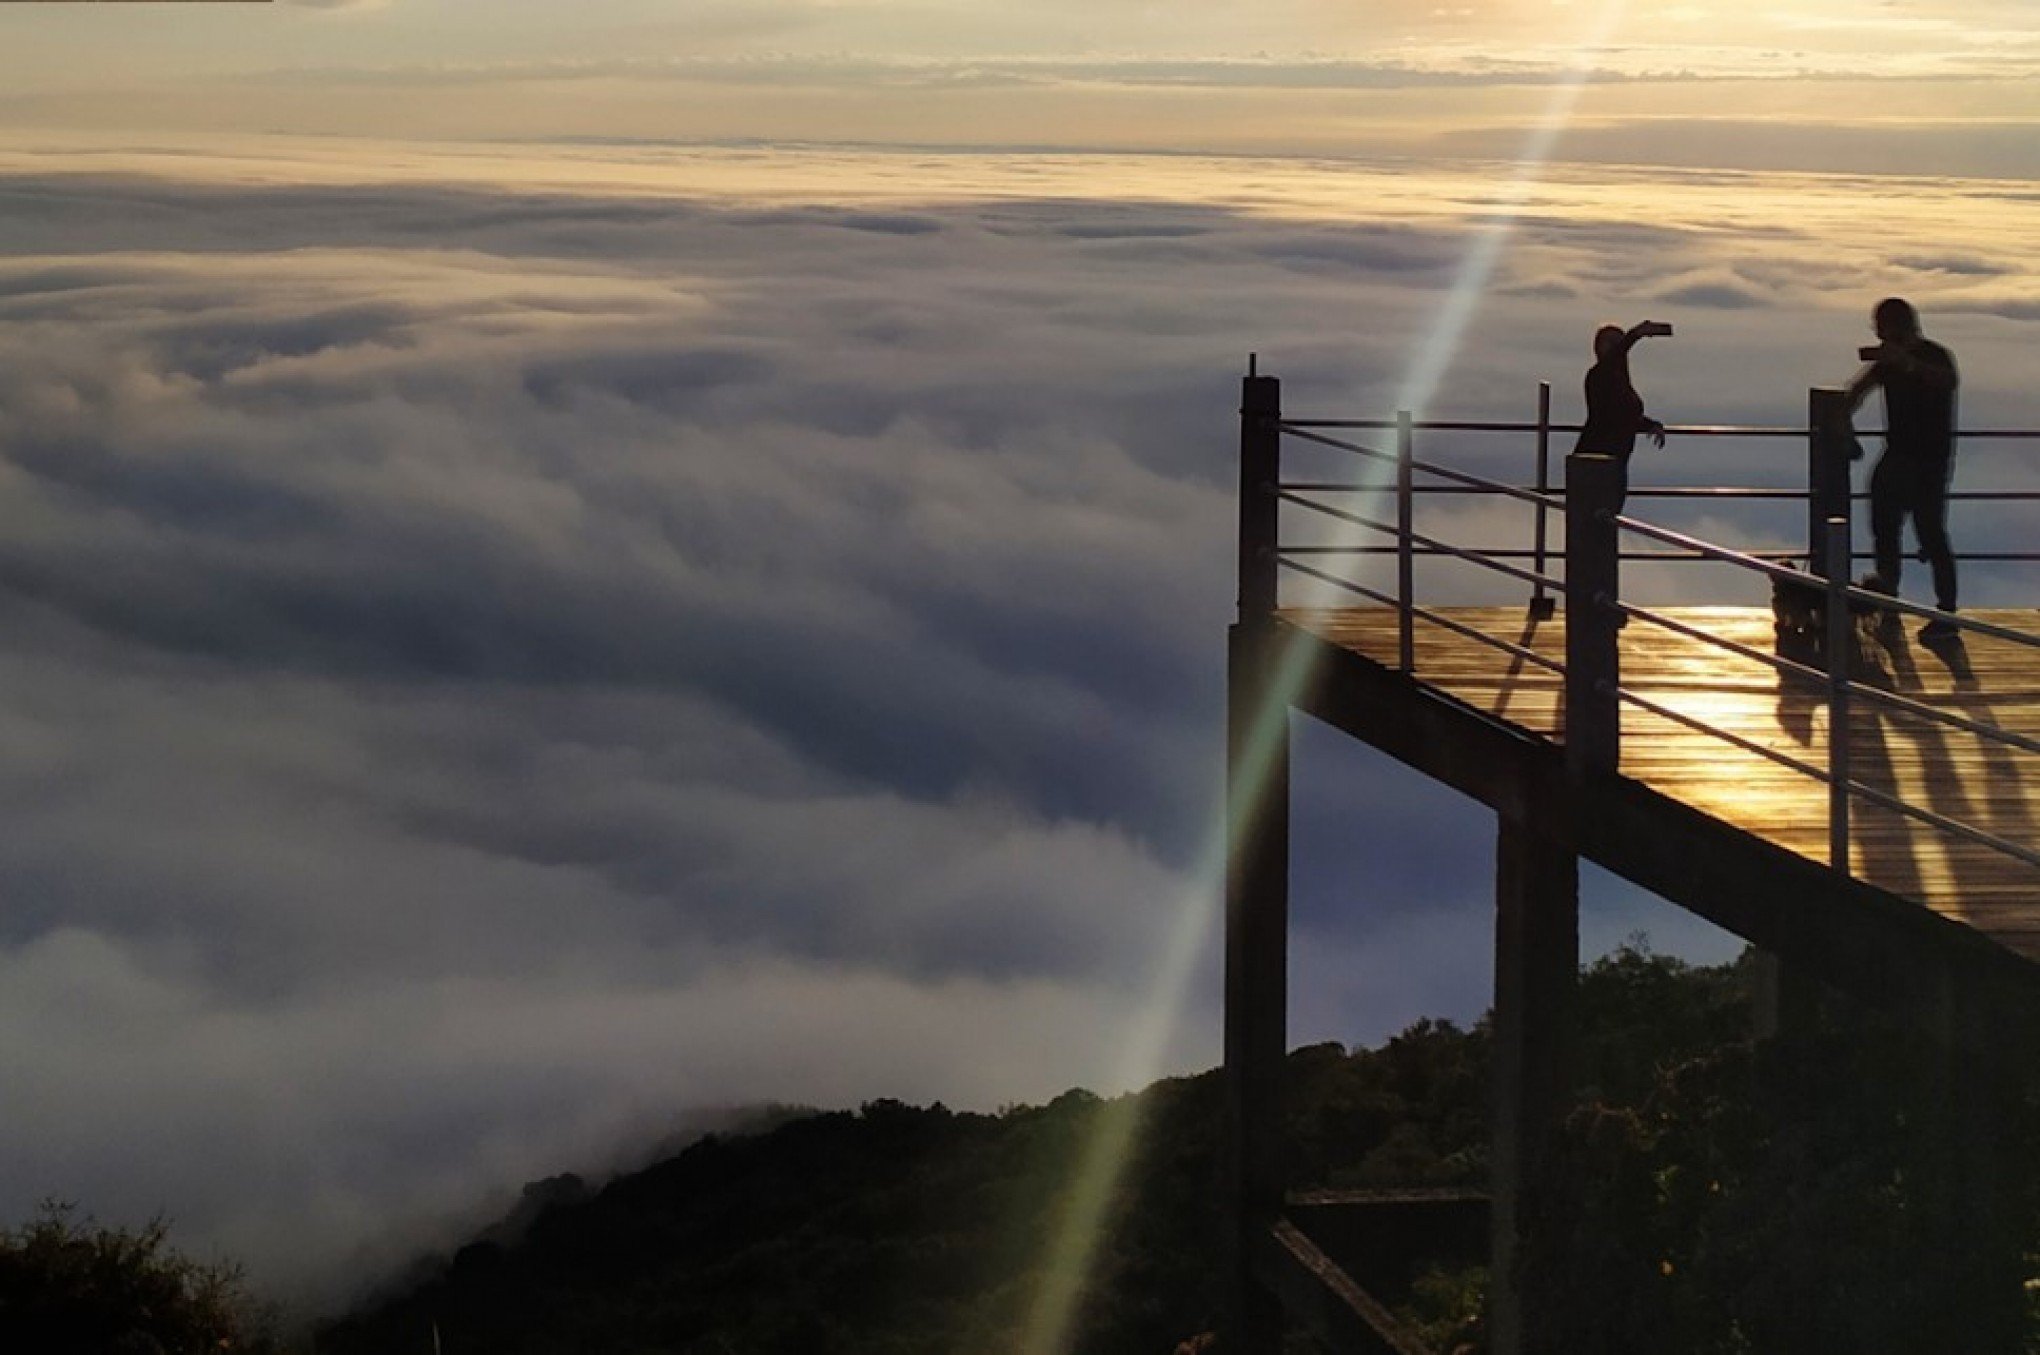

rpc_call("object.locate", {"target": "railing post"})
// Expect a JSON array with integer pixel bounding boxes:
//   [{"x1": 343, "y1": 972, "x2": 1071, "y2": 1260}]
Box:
[
  {"x1": 1228, "y1": 356, "x2": 1288, "y2": 1353},
  {"x1": 1490, "y1": 805, "x2": 1578, "y2": 1355},
  {"x1": 1808, "y1": 387, "x2": 1853, "y2": 579},
  {"x1": 1238, "y1": 361, "x2": 1282, "y2": 623},
  {"x1": 1824, "y1": 516, "x2": 1852, "y2": 873},
  {"x1": 1565, "y1": 453, "x2": 1622, "y2": 777},
  {"x1": 1224, "y1": 620, "x2": 1290, "y2": 1353},
  {"x1": 1530, "y1": 380, "x2": 1556, "y2": 620},
  {"x1": 1396, "y1": 410, "x2": 1415, "y2": 673}
]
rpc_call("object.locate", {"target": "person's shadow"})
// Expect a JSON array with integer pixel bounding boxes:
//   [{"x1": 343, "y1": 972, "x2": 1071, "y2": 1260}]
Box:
[
  {"x1": 1916, "y1": 622, "x2": 1973, "y2": 681},
  {"x1": 1914, "y1": 628, "x2": 2032, "y2": 843},
  {"x1": 1842, "y1": 619, "x2": 2033, "y2": 913}
]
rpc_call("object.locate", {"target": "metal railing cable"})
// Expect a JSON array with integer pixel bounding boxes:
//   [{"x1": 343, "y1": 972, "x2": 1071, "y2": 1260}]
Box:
[
  {"x1": 1600, "y1": 510, "x2": 2040, "y2": 876},
  {"x1": 1284, "y1": 418, "x2": 1805, "y2": 437},
  {"x1": 1852, "y1": 680, "x2": 2040, "y2": 760},
  {"x1": 1282, "y1": 543, "x2": 2040, "y2": 563},
  {"x1": 1402, "y1": 458, "x2": 1567, "y2": 512},
  {"x1": 1613, "y1": 599, "x2": 1830, "y2": 688},
  {"x1": 1845, "y1": 780, "x2": 2040, "y2": 872},
  {"x1": 1278, "y1": 557, "x2": 1565, "y2": 676},
  {"x1": 1614, "y1": 510, "x2": 2040, "y2": 653},
  {"x1": 1275, "y1": 425, "x2": 1397, "y2": 466},
  {"x1": 1613, "y1": 599, "x2": 2040, "y2": 862},
  {"x1": 1697, "y1": 612, "x2": 2015, "y2": 769},
  {"x1": 1257, "y1": 385, "x2": 2040, "y2": 893},
  {"x1": 1610, "y1": 513, "x2": 2040, "y2": 738},
  {"x1": 1275, "y1": 490, "x2": 1563, "y2": 595},
  {"x1": 1281, "y1": 425, "x2": 1571, "y2": 514},
  {"x1": 1274, "y1": 558, "x2": 1400, "y2": 610},
  {"x1": 1274, "y1": 422, "x2": 2040, "y2": 602},
  {"x1": 1611, "y1": 681, "x2": 1831, "y2": 785},
  {"x1": 1281, "y1": 480, "x2": 2040, "y2": 505},
  {"x1": 1282, "y1": 545, "x2": 1549, "y2": 558},
  {"x1": 1602, "y1": 511, "x2": 1820, "y2": 587},
  {"x1": 1281, "y1": 418, "x2": 2040, "y2": 441},
  {"x1": 1600, "y1": 675, "x2": 2040, "y2": 880}
]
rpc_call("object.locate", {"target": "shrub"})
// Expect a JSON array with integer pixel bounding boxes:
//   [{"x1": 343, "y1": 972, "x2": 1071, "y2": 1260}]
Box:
[{"x1": 0, "y1": 1201, "x2": 283, "y2": 1354}]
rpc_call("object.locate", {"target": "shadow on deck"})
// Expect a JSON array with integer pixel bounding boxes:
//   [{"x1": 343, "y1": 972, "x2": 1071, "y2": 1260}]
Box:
[{"x1": 1288, "y1": 604, "x2": 2040, "y2": 962}]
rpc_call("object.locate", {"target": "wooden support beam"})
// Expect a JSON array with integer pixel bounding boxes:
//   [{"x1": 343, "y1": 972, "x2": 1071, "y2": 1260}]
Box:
[
  {"x1": 1284, "y1": 631, "x2": 1551, "y2": 821},
  {"x1": 1570, "y1": 774, "x2": 2040, "y2": 1033},
  {"x1": 1489, "y1": 810, "x2": 1578, "y2": 1355},
  {"x1": 1254, "y1": 1219, "x2": 1433, "y2": 1355},
  {"x1": 1285, "y1": 1188, "x2": 1489, "y2": 1285},
  {"x1": 1922, "y1": 988, "x2": 2026, "y2": 1351},
  {"x1": 1224, "y1": 622, "x2": 1290, "y2": 1354},
  {"x1": 1749, "y1": 950, "x2": 1821, "y2": 1041},
  {"x1": 1261, "y1": 605, "x2": 2040, "y2": 1348}
]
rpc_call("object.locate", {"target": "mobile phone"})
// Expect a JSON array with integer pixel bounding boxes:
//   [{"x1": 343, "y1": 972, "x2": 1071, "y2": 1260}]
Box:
[{"x1": 1858, "y1": 345, "x2": 1883, "y2": 361}]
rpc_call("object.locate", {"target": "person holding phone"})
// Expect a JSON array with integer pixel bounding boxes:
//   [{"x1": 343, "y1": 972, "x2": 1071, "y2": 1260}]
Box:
[
  {"x1": 1847, "y1": 297, "x2": 1960, "y2": 642},
  {"x1": 1575, "y1": 319, "x2": 1673, "y2": 510}
]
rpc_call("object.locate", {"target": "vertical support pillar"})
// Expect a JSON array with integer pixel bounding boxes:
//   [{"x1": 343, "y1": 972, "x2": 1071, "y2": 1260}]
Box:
[
  {"x1": 1922, "y1": 987, "x2": 2024, "y2": 1352},
  {"x1": 1226, "y1": 360, "x2": 1287, "y2": 1353},
  {"x1": 1530, "y1": 381, "x2": 1556, "y2": 620},
  {"x1": 1750, "y1": 953, "x2": 1821, "y2": 1041},
  {"x1": 1238, "y1": 365, "x2": 1282, "y2": 622},
  {"x1": 1564, "y1": 453, "x2": 1622, "y2": 777},
  {"x1": 1490, "y1": 809, "x2": 1578, "y2": 1355},
  {"x1": 1223, "y1": 626, "x2": 1289, "y2": 1354},
  {"x1": 1396, "y1": 411, "x2": 1416, "y2": 673},
  {"x1": 1807, "y1": 387, "x2": 1854, "y2": 578}
]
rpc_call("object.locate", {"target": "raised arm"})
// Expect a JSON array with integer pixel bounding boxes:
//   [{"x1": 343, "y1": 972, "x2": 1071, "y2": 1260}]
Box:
[{"x1": 1620, "y1": 319, "x2": 1674, "y2": 352}]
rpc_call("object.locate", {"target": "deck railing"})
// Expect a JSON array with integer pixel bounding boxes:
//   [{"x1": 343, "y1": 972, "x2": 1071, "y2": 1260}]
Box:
[{"x1": 1237, "y1": 366, "x2": 2040, "y2": 881}]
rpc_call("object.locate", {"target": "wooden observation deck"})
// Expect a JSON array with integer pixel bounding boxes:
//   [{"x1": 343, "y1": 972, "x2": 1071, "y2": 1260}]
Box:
[
  {"x1": 1293, "y1": 604, "x2": 2040, "y2": 951},
  {"x1": 1221, "y1": 369, "x2": 2040, "y2": 1354}
]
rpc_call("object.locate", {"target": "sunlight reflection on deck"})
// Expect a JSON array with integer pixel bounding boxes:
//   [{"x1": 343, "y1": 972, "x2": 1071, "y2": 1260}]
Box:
[{"x1": 1288, "y1": 604, "x2": 2040, "y2": 955}]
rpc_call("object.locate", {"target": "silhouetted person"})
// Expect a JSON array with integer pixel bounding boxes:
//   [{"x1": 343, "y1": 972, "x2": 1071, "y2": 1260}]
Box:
[
  {"x1": 1575, "y1": 319, "x2": 1673, "y2": 508},
  {"x1": 1847, "y1": 297, "x2": 1960, "y2": 642}
]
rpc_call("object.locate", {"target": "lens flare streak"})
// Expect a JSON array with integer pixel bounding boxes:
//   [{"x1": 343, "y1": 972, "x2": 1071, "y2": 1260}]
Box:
[{"x1": 1019, "y1": 3, "x2": 1635, "y2": 1348}]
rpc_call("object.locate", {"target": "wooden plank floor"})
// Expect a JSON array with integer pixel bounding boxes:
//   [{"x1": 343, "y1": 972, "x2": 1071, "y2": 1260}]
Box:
[{"x1": 1286, "y1": 606, "x2": 2040, "y2": 961}]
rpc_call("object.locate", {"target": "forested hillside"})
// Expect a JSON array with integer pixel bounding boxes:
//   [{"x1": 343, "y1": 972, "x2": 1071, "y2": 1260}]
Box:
[{"x1": 315, "y1": 946, "x2": 2039, "y2": 1354}]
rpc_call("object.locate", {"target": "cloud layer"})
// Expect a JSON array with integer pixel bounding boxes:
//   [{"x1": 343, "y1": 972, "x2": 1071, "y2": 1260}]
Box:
[{"x1": 2, "y1": 140, "x2": 2038, "y2": 1306}]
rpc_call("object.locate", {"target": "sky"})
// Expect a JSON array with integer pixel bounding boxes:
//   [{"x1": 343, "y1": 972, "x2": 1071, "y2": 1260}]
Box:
[{"x1": 2, "y1": 0, "x2": 2039, "y2": 1317}]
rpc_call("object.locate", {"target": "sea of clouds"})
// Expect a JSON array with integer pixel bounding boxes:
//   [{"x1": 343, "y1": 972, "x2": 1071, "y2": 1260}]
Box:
[{"x1": 0, "y1": 139, "x2": 2035, "y2": 1305}]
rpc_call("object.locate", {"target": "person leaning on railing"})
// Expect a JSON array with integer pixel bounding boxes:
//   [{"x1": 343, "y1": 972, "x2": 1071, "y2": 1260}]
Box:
[
  {"x1": 1575, "y1": 318, "x2": 1674, "y2": 510},
  {"x1": 1847, "y1": 297, "x2": 1961, "y2": 644}
]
